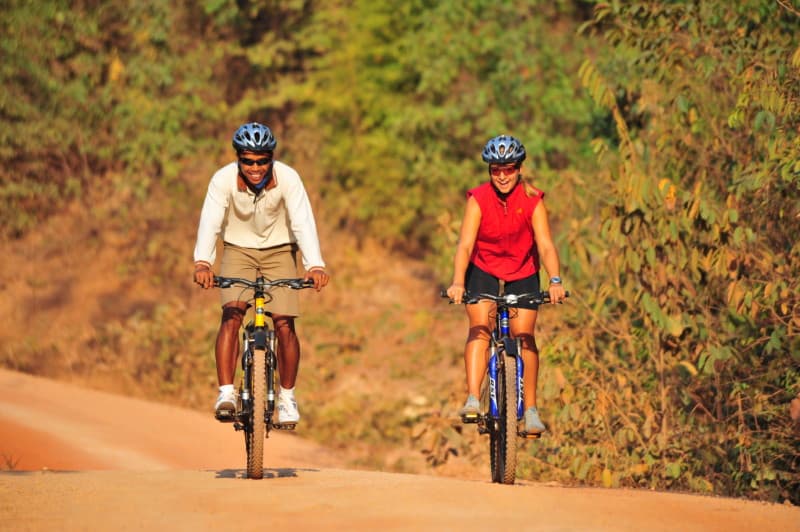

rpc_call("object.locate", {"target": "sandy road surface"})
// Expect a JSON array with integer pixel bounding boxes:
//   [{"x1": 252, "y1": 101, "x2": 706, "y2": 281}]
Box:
[{"x1": 0, "y1": 369, "x2": 798, "y2": 531}]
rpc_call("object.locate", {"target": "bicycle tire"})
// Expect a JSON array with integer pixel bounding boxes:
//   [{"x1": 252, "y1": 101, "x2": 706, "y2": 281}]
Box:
[
  {"x1": 489, "y1": 352, "x2": 505, "y2": 483},
  {"x1": 488, "y1": 386, "x2": 501, "y2": 482},
  {"x1": 500, "y1": 352, "x2": 518, "y2": 484},
  {"x1": 489, "y1": 351, "x2": 519, "y2": 484},
  {"x1": 245, "y1": 347, "x2": 266, "y2": 479}
]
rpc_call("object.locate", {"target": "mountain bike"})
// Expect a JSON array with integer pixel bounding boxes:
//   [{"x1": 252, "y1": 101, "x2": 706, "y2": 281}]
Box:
[
  {"x1": 443, "y1": 289, "x2": 568, "y2": 485},
  {"x1": 213, "y1": 275, "x2": 313, "y2": 480}
]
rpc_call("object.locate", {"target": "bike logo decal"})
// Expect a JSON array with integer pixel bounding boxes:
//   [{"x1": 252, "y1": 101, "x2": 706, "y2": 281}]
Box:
[{"x1": 489, "y1": 375, "x2": 498, "y2": 417}]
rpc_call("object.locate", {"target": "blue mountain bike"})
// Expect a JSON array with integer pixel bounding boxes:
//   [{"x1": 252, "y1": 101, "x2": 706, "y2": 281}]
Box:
[{"x1": 443, "y1": 289, "x2": 567, "y2": 484}]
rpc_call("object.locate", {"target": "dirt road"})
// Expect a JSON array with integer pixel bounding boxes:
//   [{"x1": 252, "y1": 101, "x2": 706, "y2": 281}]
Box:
[{"x1": 1, "y1": 369, "x2": 797, "y2": 531}]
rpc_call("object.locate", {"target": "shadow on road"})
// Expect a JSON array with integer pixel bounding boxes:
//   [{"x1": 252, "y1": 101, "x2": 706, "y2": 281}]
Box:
[{"x1": 214, "y1": 468, "x2": 320, "y2": 479}]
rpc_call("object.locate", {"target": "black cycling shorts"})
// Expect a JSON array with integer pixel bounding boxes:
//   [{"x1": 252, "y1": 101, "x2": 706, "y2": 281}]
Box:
[{"x1": 465, "y1": 263, "x2": 541, "y2": 310}]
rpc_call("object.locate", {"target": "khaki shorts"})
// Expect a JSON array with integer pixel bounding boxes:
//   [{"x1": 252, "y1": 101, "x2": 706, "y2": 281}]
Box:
[{"x1": 219, "y1": 242, "x2": 301, "y2": 317}]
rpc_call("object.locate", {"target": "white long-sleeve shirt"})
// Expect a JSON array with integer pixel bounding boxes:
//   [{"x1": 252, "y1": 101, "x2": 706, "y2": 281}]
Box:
[{"x1": 193, "y1": 161, "x2": 325, "y2": 271}]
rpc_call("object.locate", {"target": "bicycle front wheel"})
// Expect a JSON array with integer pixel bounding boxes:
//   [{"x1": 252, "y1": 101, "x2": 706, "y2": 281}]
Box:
[
  {"x1": 490, "y1": 353, "x2": 518, "y2": 484},
  {"x1": 245, "y1": 347, "x2": 266, "y2": 479}
]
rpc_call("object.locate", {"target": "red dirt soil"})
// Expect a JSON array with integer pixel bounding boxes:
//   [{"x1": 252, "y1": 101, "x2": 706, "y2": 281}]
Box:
[{"x1": 1, "y1": 369, "x2": 798, "y2": 531}]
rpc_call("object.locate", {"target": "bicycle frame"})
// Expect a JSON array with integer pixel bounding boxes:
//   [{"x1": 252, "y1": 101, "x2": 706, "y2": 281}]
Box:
[
  {"x1": 487, "y1": 303, "x2": 525, "y2": 422},
  {"x1": 443, "y1": 288, "x2": 567, "y2": 484},
  {"x1": 236, "y1": 286, "x2": 277, "y2": 430},
  {"x1": 214, "y1": 275, "x2": 312, "y2": 479},
  {"x1": 466, "y1": 291, "x2": 551, "y2": 426}
]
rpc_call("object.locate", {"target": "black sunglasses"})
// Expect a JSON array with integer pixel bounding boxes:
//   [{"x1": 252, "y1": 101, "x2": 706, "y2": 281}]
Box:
[{"x1": 239, "y1": 157, "x2": 272, "y2": 167}]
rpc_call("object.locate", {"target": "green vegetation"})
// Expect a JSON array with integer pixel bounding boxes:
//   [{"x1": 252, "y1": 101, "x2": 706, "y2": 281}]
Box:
[{"x1": 2, "y1": 0, "x2": 798, "y2": 503}]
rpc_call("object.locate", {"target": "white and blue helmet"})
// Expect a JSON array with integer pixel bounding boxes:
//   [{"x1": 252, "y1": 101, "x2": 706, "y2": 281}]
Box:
[
  {"x1": 481, "y1": 135, "x2": 526, "y2": 164},
  {"x1": 232, "y1": 122, "x2": 277, "y2": 153}
]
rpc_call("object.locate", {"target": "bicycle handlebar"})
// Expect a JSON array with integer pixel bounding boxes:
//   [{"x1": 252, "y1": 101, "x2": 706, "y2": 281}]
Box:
[
  {"x1": 440, "y1": 289, "x2": 570, "y2": 306},
  {"x1": 214, "y1": 276, "x2": 314, "y2": 291}
]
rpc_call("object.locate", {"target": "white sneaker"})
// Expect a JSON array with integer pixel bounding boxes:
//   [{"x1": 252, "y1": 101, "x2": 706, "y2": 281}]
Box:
[
  {"x1": 277, "y1": 395, "x2": 300, "y2": 423},
  {"x1": 214, "y1": 389, "x2": 237, "y2": 415},
  {"x1": 524, "y1": 406, "x2": 547, "y2": 434}
]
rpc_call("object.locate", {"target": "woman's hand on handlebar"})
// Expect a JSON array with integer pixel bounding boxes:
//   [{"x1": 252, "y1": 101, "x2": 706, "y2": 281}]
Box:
[
  {"x1": 446, "y1": 283, "x2": 466, "y2": 305},
  {"x1": 548, "y1": 282, "x2": 567, "y2": 304},
  {"x1": 194, "y1": 264, "x2": 215, "y2": 289},
  {"x1": 304, "y1": 268, "x2": 330, "y2": 291}
]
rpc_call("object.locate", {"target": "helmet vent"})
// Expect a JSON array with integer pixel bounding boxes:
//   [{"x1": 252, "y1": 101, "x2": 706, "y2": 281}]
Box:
[{"x1": 232, "y1": 122, "x2": 277, "y2": 153}]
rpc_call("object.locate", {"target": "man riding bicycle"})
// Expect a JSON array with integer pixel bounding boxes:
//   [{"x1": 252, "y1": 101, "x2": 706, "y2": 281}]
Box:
[
  {"x1": 193, "y1": 122, "x2": 329, "y2": 424},
  {"x1": 446, "y1": 135, "x2": 566, "y2": 435}
]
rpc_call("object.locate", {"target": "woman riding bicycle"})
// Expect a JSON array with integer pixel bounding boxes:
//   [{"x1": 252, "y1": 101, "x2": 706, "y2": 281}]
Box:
[{"x1": 446, "y1": 135, "x2": 566, "y2": 435}]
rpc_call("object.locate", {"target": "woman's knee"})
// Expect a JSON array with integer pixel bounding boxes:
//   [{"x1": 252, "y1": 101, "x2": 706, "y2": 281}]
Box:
[
  {"x1": 467, "y1": 325, "x2": 492, "y2": 343},
  {"x1": 517, "y1": 333, "x2": 537, "y2": 352}
]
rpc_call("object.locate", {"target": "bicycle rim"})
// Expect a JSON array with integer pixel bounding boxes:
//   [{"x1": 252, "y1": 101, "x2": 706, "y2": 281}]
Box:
[{"x1": 246, "y1": 347, "x2": 266, "y2": 479}]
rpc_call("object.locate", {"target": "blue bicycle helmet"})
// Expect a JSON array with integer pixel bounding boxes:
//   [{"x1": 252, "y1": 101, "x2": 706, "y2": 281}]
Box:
[
  {"x1": 481, "y1": 135, "x2": 526, "y2": 164},
  {"x1": 232, "y1": 122, "x2": 277, "y2": 153}
]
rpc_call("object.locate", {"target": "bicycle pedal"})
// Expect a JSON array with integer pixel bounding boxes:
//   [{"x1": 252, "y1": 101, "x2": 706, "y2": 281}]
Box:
[
  {"x1": 272, "y1": 422, "x2": 297, "y2": 431},
  {"x1": 518, "y1": 431, "x2": 542, "y2": 439},
  {"x1": 460, "y1": 414, "x2": 480, "y2": 424},
  {"x1": 215, "y1": 410, "x2": 236, "y2": 422}
]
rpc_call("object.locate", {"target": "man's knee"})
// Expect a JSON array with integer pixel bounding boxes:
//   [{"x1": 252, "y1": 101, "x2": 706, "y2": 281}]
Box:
[
  {"x1": 272, "y1": 315, "x2": 297, "y2": 338},
  {"x1": 220, "y1": 304, "x2": 246, "y2": 330}
]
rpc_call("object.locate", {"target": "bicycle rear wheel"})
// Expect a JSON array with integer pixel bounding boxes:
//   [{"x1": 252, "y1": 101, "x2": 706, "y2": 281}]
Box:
[
  {"x1": 245, "y1": 347, "x2": 266, "y2": 479},
  {"x1": 489, "y1": 353, "x2": 518, "y2": 484}
]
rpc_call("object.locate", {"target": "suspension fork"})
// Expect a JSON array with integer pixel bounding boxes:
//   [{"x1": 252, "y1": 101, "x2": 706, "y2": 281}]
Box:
[
  {"x1": 266, "y1": 330, "x2": 277, "y2": 425},
  {"x1": 498, "y1": 305, "x2": 525, "y2": 419},
  {"x1": 250, "y1": 287, "x2": 274, "y2": 426},
  {"x1": 242, "y1": 287, "x2": 268, "y2": 412},
  {"x1": 241, "y1": 327, "x2": 253, "y2": 405}
]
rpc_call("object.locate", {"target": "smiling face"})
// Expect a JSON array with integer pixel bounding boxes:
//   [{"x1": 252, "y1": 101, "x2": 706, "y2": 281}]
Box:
[
  {"x1": 237, "y1": 150, "x2": 273, "y2": 185},
  {"x1": 489, "y1": 163, "x2": 521, "y2": 194}
]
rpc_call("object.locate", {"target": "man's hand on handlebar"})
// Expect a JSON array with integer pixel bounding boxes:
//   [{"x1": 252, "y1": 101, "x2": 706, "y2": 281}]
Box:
[
  {"x1": 194, "y1": 263, "x2": 215, "y2": 289},
  {"x1": 304, "y1": 268, "x2": 330, "y2": 291}
]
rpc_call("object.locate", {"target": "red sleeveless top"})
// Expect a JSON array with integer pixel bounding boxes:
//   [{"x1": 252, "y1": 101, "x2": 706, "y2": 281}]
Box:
[{"x1": 466, "y1": 181, "x2": 544, "y2": 281}]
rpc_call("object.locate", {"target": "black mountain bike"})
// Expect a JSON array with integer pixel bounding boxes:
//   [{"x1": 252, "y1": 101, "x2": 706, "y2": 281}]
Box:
[
  {"x1": 213, "y1": 275, "x2": 313, "y2": 480},
  {"x1": 443, "y1": 289, "x2": 568, "y2": 484}
]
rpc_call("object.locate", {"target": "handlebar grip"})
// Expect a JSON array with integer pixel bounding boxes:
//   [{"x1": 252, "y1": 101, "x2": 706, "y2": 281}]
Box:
[
  {"x1": 212, "y1": 276, "x2": 229, "y2": 288},
  {"x1": 272, "y1": 278, "x2": 315, "y2": 289}
]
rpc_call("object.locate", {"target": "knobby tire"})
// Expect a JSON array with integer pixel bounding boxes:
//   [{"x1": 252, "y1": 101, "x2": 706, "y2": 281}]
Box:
[
  {"x1": 501, "y1": 352, "x2": 518, "y2": 484},
  {"x1": 489, "y1": 351, "x2": 519, "y2": 484},
  {"x1": 246, "y1": 347, "x2": 266, "y2": 479},
  {"x1": 489, "y1": 388, "x2": 502, "y2": 482}
]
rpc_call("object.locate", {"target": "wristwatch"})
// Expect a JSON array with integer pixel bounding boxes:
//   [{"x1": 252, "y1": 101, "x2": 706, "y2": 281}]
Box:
[{"x1": 549, "y1": 276, "x2": 562, "y2": 285}]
